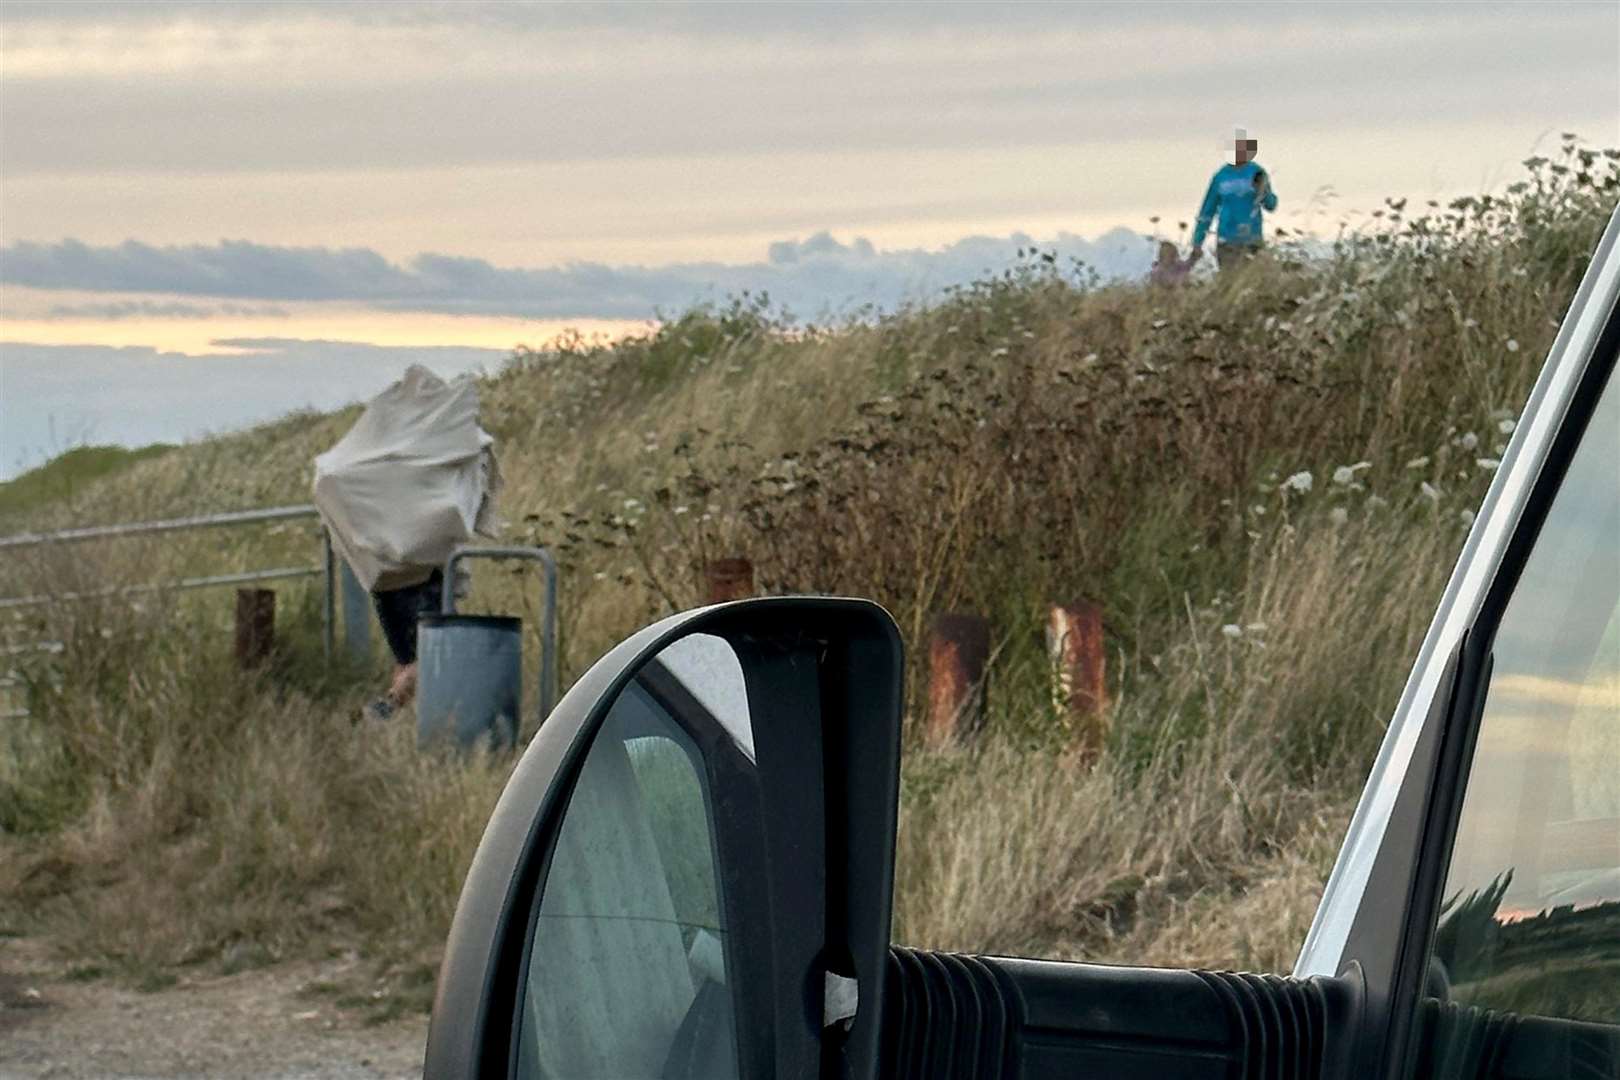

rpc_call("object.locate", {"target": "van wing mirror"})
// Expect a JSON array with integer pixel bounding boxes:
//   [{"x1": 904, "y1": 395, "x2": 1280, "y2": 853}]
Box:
[{"x1": 423, "y1": 598, "x2": 904, "y2": 1080}]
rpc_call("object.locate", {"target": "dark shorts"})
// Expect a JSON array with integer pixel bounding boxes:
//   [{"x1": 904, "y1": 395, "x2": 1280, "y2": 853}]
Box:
[
  {"x1": 372, "y1": 569, "x2": 444, "y2": 665},
  {"x1": 1217, "y1": 243, "x2": 1262, "y2": 272}
]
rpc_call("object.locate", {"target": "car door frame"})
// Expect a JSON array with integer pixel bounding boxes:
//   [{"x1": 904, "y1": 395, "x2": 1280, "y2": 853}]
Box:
[{"x1": 1295, "y1": 202, "x2": 1620, "y2": 1078}]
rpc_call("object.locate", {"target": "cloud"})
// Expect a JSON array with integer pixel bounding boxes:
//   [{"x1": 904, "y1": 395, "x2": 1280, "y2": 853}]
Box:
[
  {"x1": 2, "y1": 2, "x2": 1611, "y2": 179},
  {"x1": 0, "y1": 230, "x2": 1157, "y2": 321},
  {"x1": 40, "y1": 299, "x2": 290, "y2": 320},
  {"x1": 0, "y1": 338, "x2": 506, "y2": 479}
]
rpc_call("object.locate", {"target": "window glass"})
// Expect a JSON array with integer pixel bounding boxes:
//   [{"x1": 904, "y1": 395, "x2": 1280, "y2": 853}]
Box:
[
  {"x1": 1419, "y1": 370, "x2": 1620, "y2": 1047},
  {"x1": 514, "y1": 677, "x2": 740, "y2": 1079}
]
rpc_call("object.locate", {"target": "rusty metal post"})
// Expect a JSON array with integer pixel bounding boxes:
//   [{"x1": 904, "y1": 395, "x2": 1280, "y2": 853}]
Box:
[
  {"x1": 926, "y1": 613, "x2": 990, "y2": 746},
  {"x1": 234, "y1": 587, "x2": 276, "y2": 668},
  {"x1": 704, "y1": 557, "x2": 755, "y2": 604},
  {"x1": 1047, "y1": 601, "x2": 1108, "y2": 762}
]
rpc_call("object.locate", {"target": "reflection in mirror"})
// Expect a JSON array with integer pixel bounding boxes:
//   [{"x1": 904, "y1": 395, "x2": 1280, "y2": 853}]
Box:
[{"x1": 514, "y1": 635, "x2": 750, "y2": 1080}]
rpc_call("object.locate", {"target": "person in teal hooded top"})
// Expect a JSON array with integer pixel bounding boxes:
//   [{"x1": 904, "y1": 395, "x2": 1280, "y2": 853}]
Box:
[{"x1": 1190, "y1": 127, "x2": 1277, "y2": 271}]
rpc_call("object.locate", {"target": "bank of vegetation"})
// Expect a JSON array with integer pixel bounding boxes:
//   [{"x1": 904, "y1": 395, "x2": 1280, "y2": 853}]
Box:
[{"x1": 2, "y1": 139, "x2": 1614, "y2": 1007}]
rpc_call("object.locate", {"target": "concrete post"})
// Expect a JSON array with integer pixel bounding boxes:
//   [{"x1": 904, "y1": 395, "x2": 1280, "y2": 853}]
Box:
[
  {"x1": 1047, "y1": 601, "x2": 1108, "y2": 763},
  {"x1": 234, "y1": 588, "x2": 275, "y2": 668},
  {"x1": 926, "y1": 613, "x2": 990, "y2": 747},
  {"x1": 703, "y1": 557, "x2": 755, "y2": 604}
]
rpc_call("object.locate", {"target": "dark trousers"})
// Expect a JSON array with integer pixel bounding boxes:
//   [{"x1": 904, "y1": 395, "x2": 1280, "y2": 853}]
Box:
[
  {"x1": 372, "y1": 569, "x2": 443, "y2": 665},
  {"x1": 1216, "y1": 243, "x2": 1261, "y2": 272}
]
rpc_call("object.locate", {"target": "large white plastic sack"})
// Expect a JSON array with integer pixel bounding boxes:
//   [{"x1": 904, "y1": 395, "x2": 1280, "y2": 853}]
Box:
[{"x1": 312, "y1": 365, "x2": 500, "y2": 593}]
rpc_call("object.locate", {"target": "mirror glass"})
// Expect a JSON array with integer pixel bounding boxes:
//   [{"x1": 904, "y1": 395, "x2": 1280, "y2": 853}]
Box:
[{"x1": 514, "y1": 633, "x2": 750, "y2": 1079}]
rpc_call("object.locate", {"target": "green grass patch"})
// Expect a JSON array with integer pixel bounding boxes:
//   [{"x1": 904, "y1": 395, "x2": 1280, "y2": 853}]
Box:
[{"x1": 0, "y1": 443, "x2": 174, "y2": 525}]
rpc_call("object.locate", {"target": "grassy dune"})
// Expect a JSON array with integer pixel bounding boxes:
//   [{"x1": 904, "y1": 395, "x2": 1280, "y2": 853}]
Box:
[{"x1": 2, "y1": 140, "x2": 1615, "y2": 994}]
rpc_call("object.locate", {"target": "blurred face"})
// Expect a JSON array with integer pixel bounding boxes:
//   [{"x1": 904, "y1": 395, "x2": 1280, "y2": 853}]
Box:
[{"x1": 1234, "y1": 138, "x2": 1258, "y2": 165}]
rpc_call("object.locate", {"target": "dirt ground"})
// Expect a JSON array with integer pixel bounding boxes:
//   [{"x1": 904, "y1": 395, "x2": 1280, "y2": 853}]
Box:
[{"x1": 0, "y1": 938, "x2": 428, "y2": 1080}]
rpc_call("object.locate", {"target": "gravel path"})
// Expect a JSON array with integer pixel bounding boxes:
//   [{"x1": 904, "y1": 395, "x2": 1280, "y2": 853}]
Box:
[{"x1": 0, "y1": 939, "x2": 428, "y2": 1080}]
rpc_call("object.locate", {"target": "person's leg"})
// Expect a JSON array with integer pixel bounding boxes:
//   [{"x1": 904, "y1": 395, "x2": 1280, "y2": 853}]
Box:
[
  {"x1": 369, "y1": 569, "x2": 444, "y2": 713},
  {"x1": 387, "y1": 660, "x2": 418, "y2": 706}
]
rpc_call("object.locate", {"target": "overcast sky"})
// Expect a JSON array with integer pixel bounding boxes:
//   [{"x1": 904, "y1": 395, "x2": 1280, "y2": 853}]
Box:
[{"x1": 2, "y1": 1, "x2": 1617, "y2": 480}]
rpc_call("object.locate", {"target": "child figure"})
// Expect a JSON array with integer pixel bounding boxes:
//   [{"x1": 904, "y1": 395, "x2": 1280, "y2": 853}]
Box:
[{"x1": 1149, "y1": 241, "x2": 1193, "y2": 287}]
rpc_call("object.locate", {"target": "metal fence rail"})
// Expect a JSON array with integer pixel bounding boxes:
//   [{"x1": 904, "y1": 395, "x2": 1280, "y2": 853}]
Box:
[
  {"x1": 0, "y1": 565, "x2": 322, "y2": 610},
  {"x1": 0, "y1": 505, "x2": 320, "y2": 550},
  {"x1": 0, "y1": 505, "x2": 357, "y2": 721},
  {"x1": 1, "y1": 504, "x2": 344, "y2": 659},
  {"x1": 1, "y1": 505, "x2": 561, "y2": 731}
]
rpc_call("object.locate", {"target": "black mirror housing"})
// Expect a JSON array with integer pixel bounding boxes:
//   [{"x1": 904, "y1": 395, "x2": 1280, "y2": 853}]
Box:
[{"x1": 423, "y1": 597, "x2": 904, "y2": 1080}]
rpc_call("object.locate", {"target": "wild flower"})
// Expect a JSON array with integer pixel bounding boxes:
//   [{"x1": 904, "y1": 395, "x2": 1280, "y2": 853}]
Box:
[
  {"x1": 1282, "y1": 471, "x2": 1314, "y2": 494},
  {"x1": 1505, "y1": 339, "x2": 1520, "y2": 353},
  {"x1": 1420, "y1": 481, "x2": 1442, "y2": 502},
  {"x1": 1455, "y1": 432, "x2": 1479, "y2": 451},
  {"x1": 1330, "y1": 507, "x2": 1350, "y2": 527},
  {"x1": 1497, "y1": 418, "x2": 1516, "y2": 435},
  {"x1": 1332, "y1": 461, "x2": 1371, "y2": 486},
  {"x1": 1476, "y1": 458, "x2": 1501, "y2": 471},
  {"x1": 1221, "y1": 624, "x2": 1243, "y2": 640}
]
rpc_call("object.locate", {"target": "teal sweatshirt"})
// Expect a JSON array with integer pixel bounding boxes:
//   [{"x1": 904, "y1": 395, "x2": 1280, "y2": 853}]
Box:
[{"x1": 1191, "y1": 160, "x2": 1277, "y2": 250}]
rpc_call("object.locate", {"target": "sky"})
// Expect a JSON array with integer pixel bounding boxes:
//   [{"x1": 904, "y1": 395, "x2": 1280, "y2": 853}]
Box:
[{"x1": 1, "y1": 1, "x2": 1617, "y2": 479}]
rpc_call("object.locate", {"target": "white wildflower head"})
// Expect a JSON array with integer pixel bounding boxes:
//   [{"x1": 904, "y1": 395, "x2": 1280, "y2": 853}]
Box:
[
  {"x1": 1332, "y1": 461, "x2": 1371, "y2": 486},
  {"x1": 1406, "y1": 456, "x2": 1430, "y2": 470},
  {"x1": 1455, "y1": 431, "x2": 1479, "y2": 451},
  {"x1": 1497, "y1": 418, "x2": 1516, "y2": 435},
  {"x1": 1330, "y1": 507, "x2": 1350, "y2": 527},
  {"x1": 1221, "y1": 624, "x2": 1243, "y2": 640},
  {"x1": 1459, "y1": 509, "x2": 1476, "y2": 527},
  {"x1": 1282, "y1": 470, "x2": 1314, "y2": 494},
  {"x1": 1476, "y1": 457, "x2": 1501, "y2": 471},
  {"x1": 1505, "y1": 338, "x2": 1520, "y2": 353},
  {"x1": 1420, "y1": 481, "x2": 1442, "y2": 502}
]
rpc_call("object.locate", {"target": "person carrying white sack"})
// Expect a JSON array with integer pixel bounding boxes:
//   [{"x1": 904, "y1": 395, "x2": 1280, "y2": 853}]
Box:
[{"x1": 312, "y1": 365, "x2": 502, "y2": 721}]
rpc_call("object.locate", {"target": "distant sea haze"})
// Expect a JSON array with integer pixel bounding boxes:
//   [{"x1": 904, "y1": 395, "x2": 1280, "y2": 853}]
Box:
[{"x1": 0, "y1": 340, "x2": 506, "y2": 481}]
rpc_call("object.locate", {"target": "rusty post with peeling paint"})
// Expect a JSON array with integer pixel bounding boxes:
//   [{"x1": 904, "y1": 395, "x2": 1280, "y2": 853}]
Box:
[
  {"x1": 704, "y1": 557, "x2": 755, "y2": 604},
  {"x1": 234, "y1": 587, "x2": 276, "y2": 668},
  {"x1": 1047, "y1": 601, "x2": 1108, "y2": 761},
  {"x1": 926, "y1": 613, "x2": 990, "y2": 746}
]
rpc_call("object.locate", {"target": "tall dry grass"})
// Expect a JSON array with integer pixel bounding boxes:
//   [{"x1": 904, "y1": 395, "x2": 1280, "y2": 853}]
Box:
[{"x1": 1, "y1": 140, "x2": 1615, "y2": 990}]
